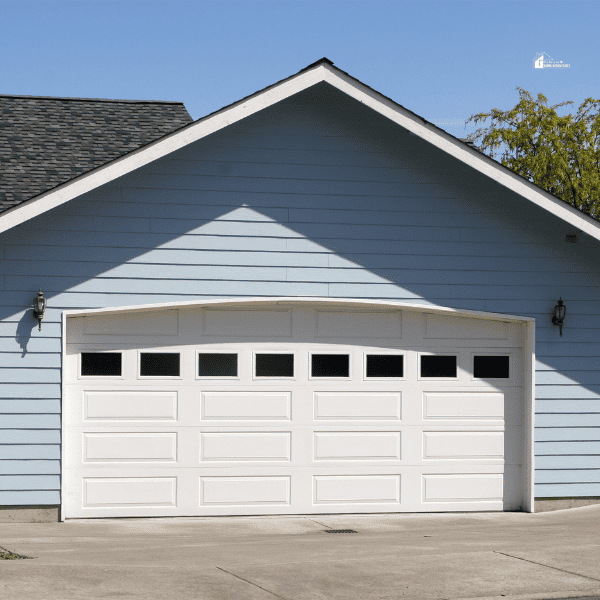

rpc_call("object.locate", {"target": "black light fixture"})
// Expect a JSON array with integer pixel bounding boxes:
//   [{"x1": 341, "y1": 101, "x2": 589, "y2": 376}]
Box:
[
  {"x1": 552, "y1": 297, "x2": 566, "y2": 337},
  {"x1": 32, "y1": 289, "x2": 46, "y2": 331}
]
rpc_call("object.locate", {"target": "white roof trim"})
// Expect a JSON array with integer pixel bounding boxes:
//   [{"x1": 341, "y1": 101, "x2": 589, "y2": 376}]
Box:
[
  {"x1": 62, "y1": 296, "x2": 534, "y2": 323},
  {"x1": 3, "y1": 60, "x2": 599, "y2": 241}
]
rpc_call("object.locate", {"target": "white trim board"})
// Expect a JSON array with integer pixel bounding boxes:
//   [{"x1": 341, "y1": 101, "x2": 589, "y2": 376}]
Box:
[
  {"x1": 61, "y1": 296, "x2": 535, "y2": 324},
  {"x1": 3, "y1": 58, "x2": 597, "y2": 242}
]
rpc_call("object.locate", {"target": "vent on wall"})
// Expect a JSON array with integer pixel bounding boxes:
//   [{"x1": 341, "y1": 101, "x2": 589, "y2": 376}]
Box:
[{"x1": 566, "y1": 234, "x2": 577, "y2": 243}]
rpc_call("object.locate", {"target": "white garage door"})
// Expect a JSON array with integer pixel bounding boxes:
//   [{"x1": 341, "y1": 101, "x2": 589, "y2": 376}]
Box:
[{"x1": 63, "y1": 302, "x2": 527, "y2": 518}]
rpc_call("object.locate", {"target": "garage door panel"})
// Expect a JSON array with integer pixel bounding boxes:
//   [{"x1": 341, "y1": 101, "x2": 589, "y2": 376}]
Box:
[
  {"x1": 200, "y1": 475, "x2": 291, "y2": 506},
  {"x1": 83, "y1": 476, "x2": 177, "y2": 507},
  {"x1": 423, "y1": 392, "x2": 504, "y2": 420},
  {"x1": 83, "y1": 432, "x2": 178, "y2": 462},
  {"x1": 422, "y1": 473, "x2": 504, "y2": 502},
  {"x1": 201, "y1": 391, "x2": 291, "y2": 420},
  {"x1": 313, "y1": 475, "x2": 401, "y2": 504},
  {"x1": 313, "y1": 432, "x2": 401, "y2": 461},
  {"x1": 423, "y1": 431, "x2": 504, "y2": 460},
  {"x1": 83, "y1": 391, "x2": 178, "y2": 421},
  {"x1": 200, "y1": 432, "x2": 291, "y2": 462},
  {"x1": 313, "y1": 391, "x2": 401, "y2": 420}
]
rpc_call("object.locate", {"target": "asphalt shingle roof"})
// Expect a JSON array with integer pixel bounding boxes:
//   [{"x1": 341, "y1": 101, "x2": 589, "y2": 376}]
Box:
[{"x1": 0, "y1": 94, "x2": 193, "y2": 213}]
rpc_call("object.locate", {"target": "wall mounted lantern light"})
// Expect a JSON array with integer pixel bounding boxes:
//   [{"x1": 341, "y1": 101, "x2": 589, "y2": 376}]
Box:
[
  {"x1": 32, "y1": 289, "x2": 46, "y2": 332},
  {"x1": 552, "y1": 297, "x2": 566, "y2": 337}
]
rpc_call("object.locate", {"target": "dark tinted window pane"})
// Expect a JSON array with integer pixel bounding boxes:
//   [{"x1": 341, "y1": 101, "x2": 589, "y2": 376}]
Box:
[
  {"x1": 421, "y1": 355, "x2": 457, "y2": 378},
  {"x1": 474, "y1": 355, "x2": 509, "y2": 378},
  {"x1": 366, "y1": 355, "x2": 403, "y2": 378},
  {"x1": 81, "y1": 353, "x2": 122, "y2": 376},
  {"x1": 312, "y1": 354, "x2": 349, "y2": 377},
  {"x1": 140, "y1": 353, "x2": 180, "y2": 377},
  {"x1": 198, "y1": 353, "x2": 237, "y2": 377},
  {"x1": 255, "y1": 354, "x2": 294, "y2": 377}
]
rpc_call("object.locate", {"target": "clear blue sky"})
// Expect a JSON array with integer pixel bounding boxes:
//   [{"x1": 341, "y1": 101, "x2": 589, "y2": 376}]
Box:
[{"x1": 2, "y1": 0, "x2": 598, "y2": 138}]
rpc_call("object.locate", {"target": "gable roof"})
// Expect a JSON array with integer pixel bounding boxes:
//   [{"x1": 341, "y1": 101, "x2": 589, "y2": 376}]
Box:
[
  {"x1": 1, "y1": 58, "x2": 599, "y2": 243},
  {"x1": 0, "y1": 94, "x2": 192, "y2": 213}
]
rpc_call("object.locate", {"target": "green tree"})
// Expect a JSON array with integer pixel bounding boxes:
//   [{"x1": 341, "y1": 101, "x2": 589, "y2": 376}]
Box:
[{"x1": 466, "y1": 89, "x2": 600, "y2": 219}]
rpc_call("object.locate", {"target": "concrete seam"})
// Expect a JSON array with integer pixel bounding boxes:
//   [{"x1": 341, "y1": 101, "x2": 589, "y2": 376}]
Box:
[
  {"x1": 493, "y1": 551, "x2": 600, "y2": 582},
  {"x1": 215, "y1": 566, "x2": 292, "y2": 599},
  {"x1": 306, "y1": 517, "x2": 331, "y2": 528}
]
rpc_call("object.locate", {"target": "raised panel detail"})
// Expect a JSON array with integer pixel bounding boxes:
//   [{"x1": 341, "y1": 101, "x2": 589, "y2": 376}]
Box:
[
  {"x1": 83, "y1": 477, "x2": 176, "y2": 506},
  {"x1": 423, "y1": 432, "x2": 504, "y2": 459},
  {"x1": 84, "y1": 391, "x2": 177, "y2": 420},
  {"x1": 314, "y1": 432, "x2": 401, "y2": 460},
  {"x1": 202, "y1": 392, "x2": 291, "y2": 420},
  {"x1": 423, "y1": 474, "x2": 503, "y2": 501},
  {"x1": 83, "y1": 433, "x2": 177, "y2": 462},
  {"x1": 314, "y1": 475, "x2": 400, "y2": 503},
  {"x1": 424, "y1": 314, "x2": 507, "y2": 340},
  {"x1": 424, "y1": 392, "x2": 504, "y2": 420},
  {"x1": 204, "y1": 309, "x2": 291, "y2": 337},
  {"x1": 317, "y1": 311, "x2": 401, "y2": 338},
  {"x1": 314, "y1": 392, "x2": 401, "y2": 420},
  {"x1": 200, "y1": 476, "x2": 290, "y2": 505},
  {"x1": 201, "y1": 432, "x2": 291, "y2": 461},
  {"x1": 80, "y1": 310, "x2": 178, "y2": 336}
]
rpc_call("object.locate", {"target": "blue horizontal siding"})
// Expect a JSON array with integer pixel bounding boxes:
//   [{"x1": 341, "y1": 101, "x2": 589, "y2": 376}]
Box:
[
  {"x1": 0, "y1": 430, "x2": 61, "y2": 444},
  {"x1": 536, "y1": 456, "x2": 600, "y2": 469},
  {"x1": 0, "y1": 369, "x2": 60, "y2": 384},
  {"x1": 536, "y1": 400, "x2": 600, "y2": 412},
  {"x1": 535, "y1": 483, "x2": 600, "y2": 497},
  {"x1": 536, "y1": 371, "x2": 600, "y2": 386},
  {"x1": 536, "y1": 470, "x2": 600, "y2": 483},
  {"x1": 0, "y1": 354, "x2": 62, "y2": 368},
  {"x1": 0, "y1": 460, "x2": 60, "y2": 474},
  {"x1": 535, "y1": 441, "x2": 600, "y2": 455},
  {"x1": 535, "y1": 415, "x2": 600, "y2": 427},
  {"x1": 0, "y1": 415, "x2": 61, "y2": 428},
  {"x1": 535, "y1": 387, "x2": 600, "y2": 400},
  {"x1": 0, "y1": 475, "x2": 59, "y2": 490},
  {"x1": 0, "y1": 490, "x2": 60, "y2": 504},
  {"x1": 535, "y1": 428, "x2": 600, "y2": 442},
  {"x1": 0, "y1": 385, "x2": 61, "y2": 399},
  {"x1": 0, "y1": 446, "x2": 60, "y2": 459},
  {"x1": 536, "y1": 357, "x2": 600, "y2": 371}
]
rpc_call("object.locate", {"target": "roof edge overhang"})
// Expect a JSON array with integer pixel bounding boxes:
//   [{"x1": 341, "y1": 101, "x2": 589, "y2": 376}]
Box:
[
  {"x1": 62, "y1": 296, "x2": 535, "y2": 324},
  {"x1": 2, "y1": 58, "x2": 598, "y2": 242}
]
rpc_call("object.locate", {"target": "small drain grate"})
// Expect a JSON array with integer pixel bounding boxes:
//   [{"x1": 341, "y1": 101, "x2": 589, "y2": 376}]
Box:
[{"x1": 323, "y1": 529, "x2": 358, "y2": 534}]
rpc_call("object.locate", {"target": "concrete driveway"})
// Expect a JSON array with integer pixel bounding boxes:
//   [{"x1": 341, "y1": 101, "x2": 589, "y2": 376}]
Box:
[{"x1": 2, "y1": 506, "x2": 600, "y2": 600}]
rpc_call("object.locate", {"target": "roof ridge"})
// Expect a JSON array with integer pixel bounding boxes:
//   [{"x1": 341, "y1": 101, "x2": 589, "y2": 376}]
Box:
[{"x1": 0, "y1": 94, "x2": 185, "y2": 105}]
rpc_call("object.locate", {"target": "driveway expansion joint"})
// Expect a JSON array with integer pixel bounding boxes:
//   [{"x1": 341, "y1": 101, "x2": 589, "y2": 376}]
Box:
[
  {"x1": 493, "y1": 551, "x2": 600, "y2": 582},
  {"x1": 216, "y1": 566, "x2": 292, "y2": 599}
]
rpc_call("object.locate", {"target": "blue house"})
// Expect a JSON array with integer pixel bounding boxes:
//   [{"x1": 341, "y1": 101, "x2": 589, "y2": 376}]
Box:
[{"x1": 1, "y1": 59, "x2": 599, "y2": 522}]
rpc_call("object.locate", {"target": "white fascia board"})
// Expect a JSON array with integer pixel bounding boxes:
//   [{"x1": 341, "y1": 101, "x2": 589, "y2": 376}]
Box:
[
  {"x1": 3, "y1": 60, "x2": 597, "y2": 242},
  {"x1": 318, "y1": 65, "x2": 600, "y2": 242},
  {"x1": 0, "y1": 66, "x2": 328, "y2": 235},
  {"x1": 62, "y1": 296, "x2": 534, "y2": 324}
]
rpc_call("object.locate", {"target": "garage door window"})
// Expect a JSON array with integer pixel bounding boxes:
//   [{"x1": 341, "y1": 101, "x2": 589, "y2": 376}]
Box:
[
  {"x1": 366, "y1": 354, "x2": 403, "y2": 378},
  {"x1": 420, "y1": 354, "x2": 457, "y2": 378},
  {"x1": 255, "y1": 353, "x2": 294, "y2": 378},
  {"x1": 311, "y1": 354, "x2": 350, "y2": 378},
  {"x1": 473, "y1": 355, "x2": 509, "y2": 379},
  {"x1": 198, "y1": 353, "x2": 238, "y2": 378},
  {"x1": 80, "y1": 352, "x2": 122, "y2": 377},
  {"x1": 140, "y1": 353, "x2": 180, "y2": 377}
]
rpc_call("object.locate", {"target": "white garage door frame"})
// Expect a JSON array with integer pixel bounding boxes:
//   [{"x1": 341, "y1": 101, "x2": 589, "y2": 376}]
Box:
[{"x1": 60, "y1": 297, "x2": 535, "y2": 520}]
